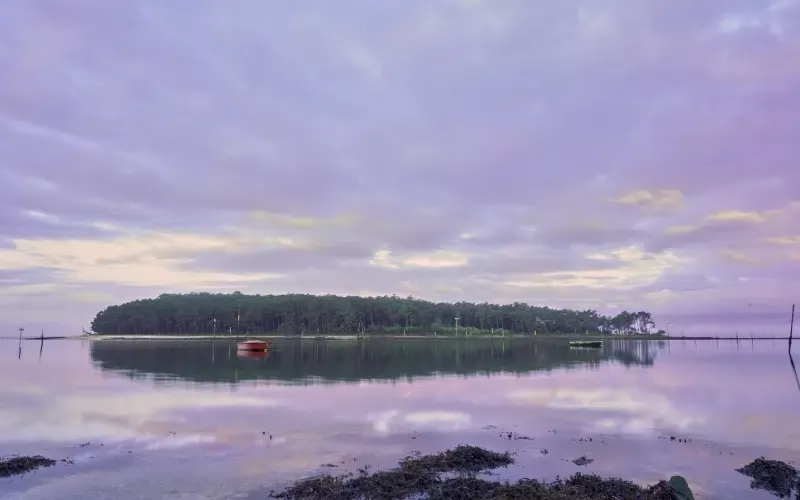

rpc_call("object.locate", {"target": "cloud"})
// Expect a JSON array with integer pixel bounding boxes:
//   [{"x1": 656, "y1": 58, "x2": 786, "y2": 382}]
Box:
[
  {"x1": 611, "y1": 189, "x2": 685, "y2": 210},
  {"x1": 0, "y1": 229, "x2": 286, "y2": 287},
  {"x1": 720, "y1": 249, "x2": 759, "y2": 264},
  {"x1": 649, "y1": 202, "x2": 799, "y2": 253},
  {"x1": 665, "y1": 209, "x2": 769, "y2": 236},
  {"x1": 0, "y1": 0, "x2": 798, "y2": 333},
  {"x1": 503, "y1": 246, "x2": 682, "y2": 290},
  {"x1": 764, "y1": 234, "x2": 800, "y2": 245},
  {"x1": 370, "y1": 249, "x2": 470, "y2": 269}
]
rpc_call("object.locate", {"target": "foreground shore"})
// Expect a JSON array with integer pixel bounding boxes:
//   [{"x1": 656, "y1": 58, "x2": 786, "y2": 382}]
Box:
[
  {"x1": 271, "y1": 446, "x2": 690, "y2": 499},
  {"x1": 269, "y1": 445, "x2": 796, "y2": 499},
  {"x1": 3, "y1": 445, "x2": 798, "y2": 498}
]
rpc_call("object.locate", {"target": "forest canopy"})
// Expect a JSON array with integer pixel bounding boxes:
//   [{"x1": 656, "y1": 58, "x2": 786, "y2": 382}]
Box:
[{"x1": 90, "y1": 292, "x2": 658, "y2": 336}]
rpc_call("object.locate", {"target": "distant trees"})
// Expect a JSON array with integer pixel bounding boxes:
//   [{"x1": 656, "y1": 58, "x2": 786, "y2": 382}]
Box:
[
  {"x1": 609, "y1": 310, "x2": 655, "y2": 335},
  {"x1": 89, "y1": 292, "x2": 658, "y2": 336}
]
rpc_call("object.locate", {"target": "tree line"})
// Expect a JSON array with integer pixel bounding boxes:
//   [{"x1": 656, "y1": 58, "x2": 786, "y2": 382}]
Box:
[{"x1": 89, "y1": 292, "x2": 659, "y2": 336}]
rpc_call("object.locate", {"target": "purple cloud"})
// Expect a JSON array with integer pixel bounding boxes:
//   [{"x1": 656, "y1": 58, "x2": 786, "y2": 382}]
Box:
[{"x1": 0, "y1": 0, "x2": 798, "y2": 335}]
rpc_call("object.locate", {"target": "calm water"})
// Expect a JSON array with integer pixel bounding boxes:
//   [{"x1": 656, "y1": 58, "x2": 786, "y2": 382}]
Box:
[{"x1": 1, "y1": 337, "x2": 799, "y2": 499}]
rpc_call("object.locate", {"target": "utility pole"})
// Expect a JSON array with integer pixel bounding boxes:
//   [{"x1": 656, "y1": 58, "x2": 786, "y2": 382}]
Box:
[{"x1": 455, "y1": 317, "x2": 460, "y2": 336}]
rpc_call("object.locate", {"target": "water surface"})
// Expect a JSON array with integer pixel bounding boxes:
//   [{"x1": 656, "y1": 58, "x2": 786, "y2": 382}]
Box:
[{"x1": 1, "y1": 337, "x2": 799, "y2": 499}]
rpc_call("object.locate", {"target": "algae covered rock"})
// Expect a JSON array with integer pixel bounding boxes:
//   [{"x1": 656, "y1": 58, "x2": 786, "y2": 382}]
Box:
[
  {"x1": 736, "y1": 457, "x2": 799, "y2": 498},
  {"x1": 0, "y1": 456, "x2": 57, "y2": 477},
  {"x1": 667, "y1": 475, "x2": 695, "y2": 500}
]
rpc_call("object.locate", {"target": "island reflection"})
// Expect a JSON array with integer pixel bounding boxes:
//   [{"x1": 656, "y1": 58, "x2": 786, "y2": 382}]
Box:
[{"x1": 90, "y1": 338, "x2": 665, "y2": 384}]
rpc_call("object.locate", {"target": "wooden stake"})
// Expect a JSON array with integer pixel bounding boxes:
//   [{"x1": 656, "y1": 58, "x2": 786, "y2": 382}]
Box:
[{"x1": 789, "y1": 304, "x2": 795, "y2": 352}]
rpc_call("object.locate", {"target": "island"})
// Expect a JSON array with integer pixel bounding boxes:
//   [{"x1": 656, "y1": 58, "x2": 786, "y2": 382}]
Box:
[{"x1": 89, "y1": 292, "x2": 661, "y2": 337}]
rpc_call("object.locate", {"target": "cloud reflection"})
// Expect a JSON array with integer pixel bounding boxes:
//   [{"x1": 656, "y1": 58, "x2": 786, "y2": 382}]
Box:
[
  {"x1": 367, "y1": 409, "x2": 472, "y2": 434},
  {"x1": 0, "y1": 387, "x2": 283, "y2": 443},
  {"x1": 507, "y1": 387, "x2": 704, "y2": 435}
]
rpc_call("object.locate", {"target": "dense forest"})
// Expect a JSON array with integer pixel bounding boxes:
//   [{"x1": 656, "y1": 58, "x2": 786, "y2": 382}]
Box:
[{"x1": 90, "y1": 292, "x2": 659, "y2": 336}]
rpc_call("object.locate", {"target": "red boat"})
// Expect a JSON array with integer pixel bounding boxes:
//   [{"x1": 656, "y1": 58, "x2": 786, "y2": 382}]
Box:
[
  {"x1": 237, "y1": 340, "x2": 270, "y2": 351},
  {"x1": 238, "y1": 350, "x2": 268, "y2": 359}
]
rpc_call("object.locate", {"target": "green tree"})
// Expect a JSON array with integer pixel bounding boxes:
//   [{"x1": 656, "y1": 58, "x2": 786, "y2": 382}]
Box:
[{"x1": 90, "y1": 293, "x2": 656, "y2": 336}]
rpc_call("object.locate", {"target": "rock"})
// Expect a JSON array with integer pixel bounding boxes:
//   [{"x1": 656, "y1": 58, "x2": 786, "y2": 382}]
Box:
[
  {"x1": 572, "y1": 456, "x2": 594, "y2": 466},
  {"x1": 736, "y1": 457, "x2": 799, "y2": 498},
  {"x1": 668, "y1": 475, "x2": 695, "y2": 500},
  {"x1": 0, "y1": 456, "x2": 56, "y2": 477}
]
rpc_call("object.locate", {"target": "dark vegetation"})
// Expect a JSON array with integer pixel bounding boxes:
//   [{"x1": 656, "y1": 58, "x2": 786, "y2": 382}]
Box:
[
  {"x1": 90, "y1": 292, "x2": 658, "y2": 336},
  {"x1": 736, "y1": 457, "x2": 799, "y2": 498},
  {"x1": 0, "y1": 455, "x2": 56, "y2": 477},
  {"x1": 270, "y1": 445, "x2": 686, "y2": 500},
  {"x1": 90, "y1": 338, "x2": 661, "y2": 384}
]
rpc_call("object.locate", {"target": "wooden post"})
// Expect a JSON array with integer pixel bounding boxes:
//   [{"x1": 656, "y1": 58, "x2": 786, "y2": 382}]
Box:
[
  {"x1": 790, "y1": 349, "x2": 800, "y2": 395},
  {"x1": 789, "y1": 304, "x2": 795, "y2": 352}
]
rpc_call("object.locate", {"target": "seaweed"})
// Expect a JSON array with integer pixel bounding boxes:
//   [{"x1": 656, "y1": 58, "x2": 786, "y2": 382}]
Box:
[
  {"x1": 736, "y1": 457, "x2": 799, "y2": 498},
  {"x1": 270, "y1": 445, "x2": 686, "y2": 499},
  {"x1": 0, "y1": 456, "x2": 57, "y2": 478},
  {"x1": 272, "y1": 446, "x2": 512, "y2": 499}
]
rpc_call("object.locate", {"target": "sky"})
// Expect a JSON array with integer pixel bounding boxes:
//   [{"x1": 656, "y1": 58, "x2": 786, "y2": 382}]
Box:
[{"x1": 0, "y1": 0, "x2": 798, "y2": 335}]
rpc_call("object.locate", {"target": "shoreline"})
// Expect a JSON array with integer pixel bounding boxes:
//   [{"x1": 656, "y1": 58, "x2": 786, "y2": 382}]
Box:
[
  {"x1": 70, "y1": 333, "x2": 790, "y2": 341},
  {"x1": 3, "y1": 441, "x2": 795, "y2": 498},
  {"x1": 268, "y1": 444, "x2": 795, "y2": 499},
  {"x1": 78, "y1": 333, "x2": 665, "y2": 341}
]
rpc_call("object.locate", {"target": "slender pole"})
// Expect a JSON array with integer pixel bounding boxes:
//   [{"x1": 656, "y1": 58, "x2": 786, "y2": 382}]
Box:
[{"x1": 789, "y1": 304, "x2": 795, "y2": 353}]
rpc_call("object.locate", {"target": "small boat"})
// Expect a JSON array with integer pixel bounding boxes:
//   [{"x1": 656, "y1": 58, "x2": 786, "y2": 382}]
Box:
[
  {"x1": 569, "y1": 340, "x2": 602, "y2": 348},
  {"x1": 238, "y1": 350, "x2": 268, "y2": 359},
  {"x1": 237, "y1": 340, "x2": 270, "y2": 351}
]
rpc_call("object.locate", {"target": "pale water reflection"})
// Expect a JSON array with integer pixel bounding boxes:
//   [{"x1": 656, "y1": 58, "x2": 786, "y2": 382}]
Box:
[{"x1": 0, "y1": 337, "x2": 798, "y2": 499}]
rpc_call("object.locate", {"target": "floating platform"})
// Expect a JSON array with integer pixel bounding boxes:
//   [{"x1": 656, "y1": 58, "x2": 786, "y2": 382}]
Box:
[
  {"x1": 237, "y1": 340, "x2": 271, "y2": 351},
  {"x1": 569, "y1": 341, "x2": 602, "y2": 348}
]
